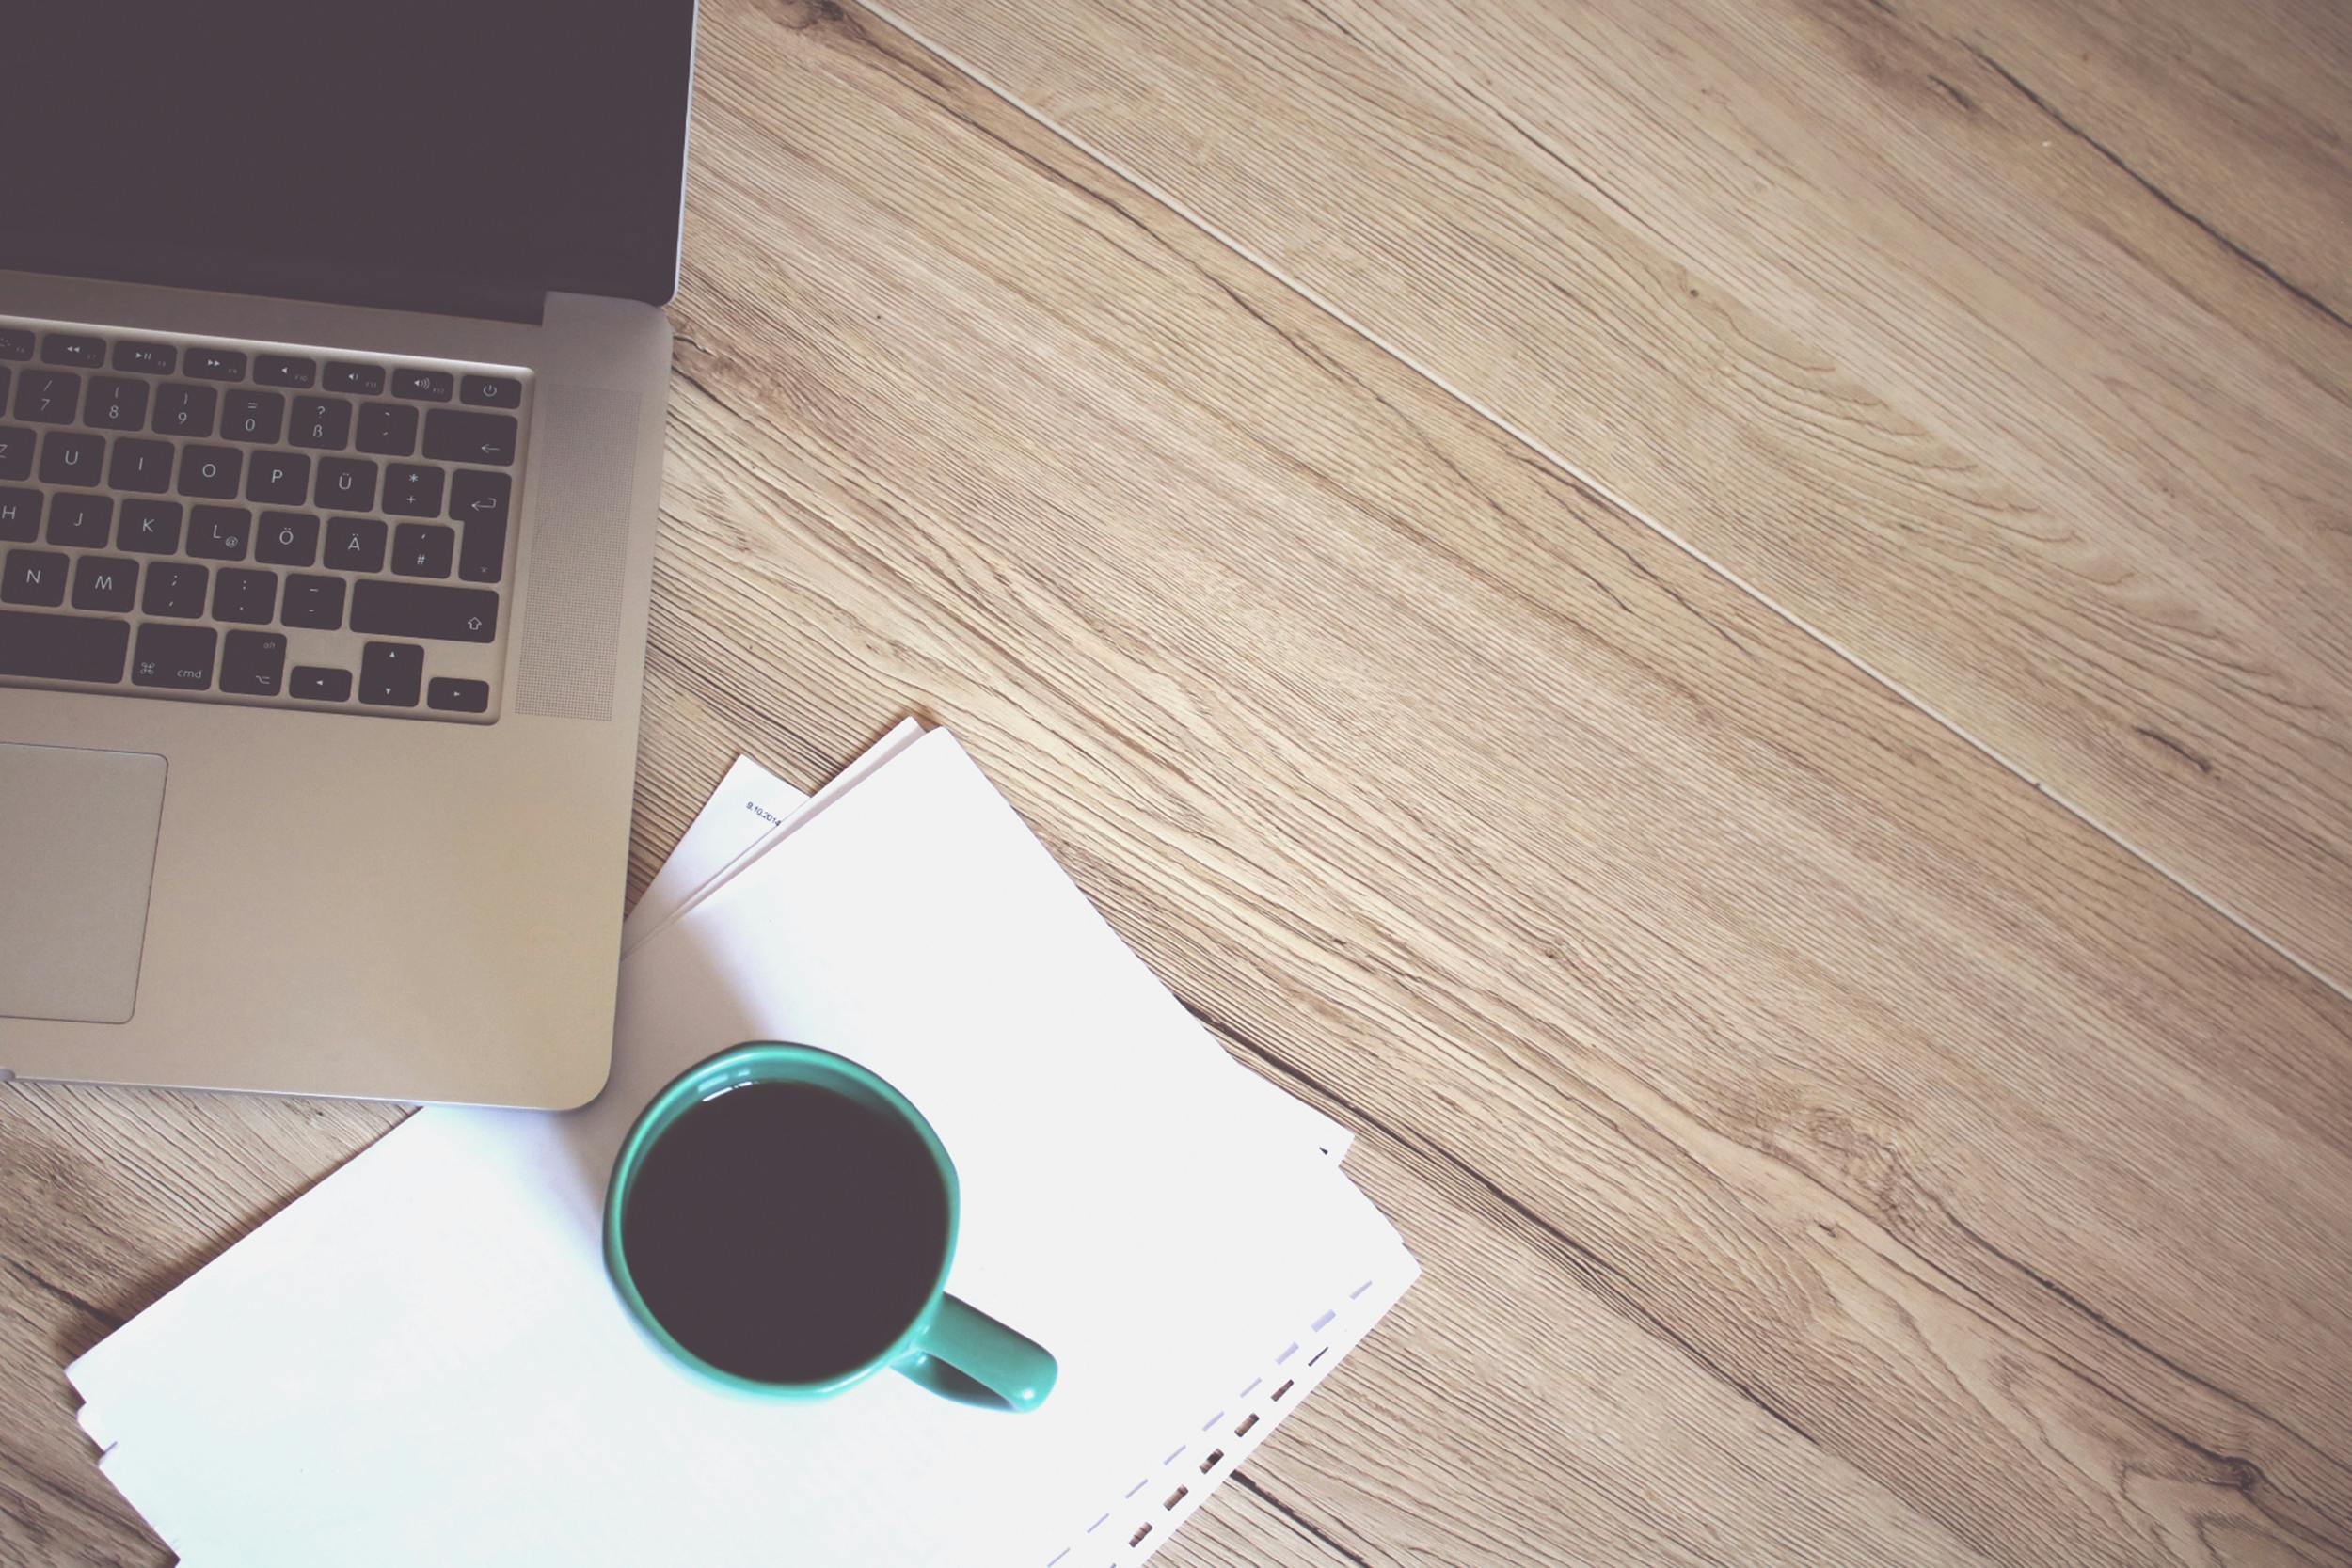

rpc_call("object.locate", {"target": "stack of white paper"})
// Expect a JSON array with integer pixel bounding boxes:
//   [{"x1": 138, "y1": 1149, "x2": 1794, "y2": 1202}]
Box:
[{"x1": 68, "y1": 721, "x2": 1417, "y2": 1567}]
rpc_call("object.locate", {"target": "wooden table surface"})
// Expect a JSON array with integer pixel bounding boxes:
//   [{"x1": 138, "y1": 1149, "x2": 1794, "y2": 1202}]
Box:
[{"x1": 7, "y1": 0, "x2": 2350, "y2": 1562}]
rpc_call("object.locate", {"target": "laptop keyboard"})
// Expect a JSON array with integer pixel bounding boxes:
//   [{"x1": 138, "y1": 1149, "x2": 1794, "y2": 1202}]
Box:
[{"x1": 0, "y1": 318, "x2": 529, "y2": 722}]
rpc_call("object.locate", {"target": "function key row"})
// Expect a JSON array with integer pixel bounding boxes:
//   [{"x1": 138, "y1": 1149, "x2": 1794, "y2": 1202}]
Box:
[
  {"x1": 22, "y1": 339, "x2": 184, "y2": 374},
  {"x1": 256, "y1": 355, "x2": 315, "y2": 388},
  {"x1": 41, "y1": 334, "x2": 106, "y2": 368},
  {"x1": 0, "y1": 327, "x2": 520, "y2": 405},
  {"x1": 0, "y1": 335, "x2": 183, "y2": 374},
  {"x1": 187, "y1": 346, "x2": 247, "y2": 381},
  {"x1": 378, "y1": 369, "x2": 516, "y2": 407}
]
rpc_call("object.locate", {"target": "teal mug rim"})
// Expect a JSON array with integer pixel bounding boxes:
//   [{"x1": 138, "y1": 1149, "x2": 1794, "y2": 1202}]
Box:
[{"x1": 602, "y1": 1041, "x2": 963, "y2": 1400}]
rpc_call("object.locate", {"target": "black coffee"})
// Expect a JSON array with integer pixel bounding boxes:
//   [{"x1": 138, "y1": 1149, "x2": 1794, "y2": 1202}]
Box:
[{"x1": 620, "y1": 1080, "x2": 950, "y2": 1383}]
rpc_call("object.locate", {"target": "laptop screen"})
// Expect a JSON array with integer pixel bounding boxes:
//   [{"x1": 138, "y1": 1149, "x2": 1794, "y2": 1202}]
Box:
[{"x1": 2, "y1": 2, "x2": 698, "y2": 318}]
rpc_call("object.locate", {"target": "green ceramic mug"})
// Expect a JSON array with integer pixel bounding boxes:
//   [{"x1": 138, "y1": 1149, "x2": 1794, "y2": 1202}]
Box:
[{"x1": 604, "y1": 1042, "x2": 1057, "y2": 1411}]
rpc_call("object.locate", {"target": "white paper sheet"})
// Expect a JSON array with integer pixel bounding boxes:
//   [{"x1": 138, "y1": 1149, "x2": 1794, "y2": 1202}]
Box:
[
  {"x1": 626, "y1": 754, "x2": 816, "y2": 939},
  {"x1": 634, "y1": 728, "x2": 1351, "y2": 1163},
  {"x1": 70, "y1": 729, "x2": 1414, "y2": 1568},
  {"x1": 624, "y1": 720, "x2": 927, "y2": 952}
]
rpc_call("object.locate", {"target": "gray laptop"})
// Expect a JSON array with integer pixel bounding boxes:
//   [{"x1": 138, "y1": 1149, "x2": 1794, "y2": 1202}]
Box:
[{"x1": 0, "y1": 3, "x2": 699, "y2": 1107}]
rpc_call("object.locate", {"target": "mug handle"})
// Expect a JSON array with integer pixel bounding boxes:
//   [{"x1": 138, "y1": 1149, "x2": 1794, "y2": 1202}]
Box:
[{"x1": 896, "y1": 1293, "x2": 1058, "y2": 1412}]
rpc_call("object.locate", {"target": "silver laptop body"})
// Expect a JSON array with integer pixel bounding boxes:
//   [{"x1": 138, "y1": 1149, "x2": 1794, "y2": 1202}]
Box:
[{"x1": 0, "y1": 4, "x2": 697, "y2": 1106}]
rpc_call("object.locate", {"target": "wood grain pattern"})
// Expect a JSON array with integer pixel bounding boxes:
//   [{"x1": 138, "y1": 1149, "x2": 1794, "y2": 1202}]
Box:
[
  {"x1": 873, "y1": 0, "x2": 2352, "y2": 990},
  {"x1": 1916, "y1": 0, "x2": 2352, "y2": 323},
  {"x1": 6, "y1": 1, "x2": 2351, "y2": 1565}
]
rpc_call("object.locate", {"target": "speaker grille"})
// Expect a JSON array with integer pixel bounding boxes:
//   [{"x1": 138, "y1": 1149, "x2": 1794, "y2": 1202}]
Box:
[{"x1": 515, "y1": 382, "x2": 641, "y2": 721}]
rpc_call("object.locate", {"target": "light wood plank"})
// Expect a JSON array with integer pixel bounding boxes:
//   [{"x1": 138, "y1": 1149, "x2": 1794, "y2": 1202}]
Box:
[
  {"x1": 1915, "y1": 0, "x2": 2352, "y2": 323},
  {"x1": 873, "y1": 0, "x2": 2352, "y2": 991}
]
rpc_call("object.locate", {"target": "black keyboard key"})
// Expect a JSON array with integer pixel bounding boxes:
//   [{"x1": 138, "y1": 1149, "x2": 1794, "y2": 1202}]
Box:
[
  {"x1": 178, "y1": 444, "x2": 242, "y2": 499},
  {"x1": 0, "y1": 608, "x2": 128, "y2": 683},
  {"x1": 350, "y1": 579, "x2": 498, "y2": 643},
  {"x1": 117, "y1": 499, "x2": 183, "y2": 553},
  {"x1": 256, "y1": 511, "x2": 319, "y2": 566},
  {"x1": 14, "y1": 369, "x2": 79, "y2": 423},
  {"x1": 220, "y1": 628, "x2": 288, "y2": 695},
  {"x1": 0, "y1": 426, "x2": 29, "y2": 481},
  {"x1": 325, "y1": 516, "x2": 387, "y2": 573},
  {"x1": 281, "y1": 572, "x2": 346, "y2": 630},
  {"x1": 107, "y1": 436, "x2": 174, "y2": 493},
  {"x1": 422, "y1": 408, "x2": 519, "y2": 466},
  {"x1": 314, "y1": 455, "x2": 377, "y2": 511},
  {"x1": 0, "y1": 366, "x2": 8, "y2": 410},
  {"x1": 132, "y1": 622, "x2": 216, "y2": 689},
  {"x1": 255, "y1": 355, "x2": 316, "y2": 388},
  {"x1": 357, "y1": 402, "x2": 418, "y2": 455},
  {"x1": 221, "y1": 389, "x2": 284, "y2": 444},
  {"x1": 383, "y1": 463, "x2": 444, "y2": 517},
  {"x1": 41, "y1": 333, "x2": 105, "y2": 368},
  {"x1": 113, "y1": 340, "x2": 177, "y2": 374},
  {"x1": 246, "y1": 451, "x2": 310, "y2": 505},
  {"x1": 212, "y1": 567, "x2": 276, "y2": 624},
  {"x1": 40, "y1": 431, "x2": 104, "y2": 486},
  {"x1": 427, "y1": 677, "x2": 490, "y2": 713},
  {"x1": 188, "y1": 505, "x2": 251, "y2": 561},
  {"x1": 290, "y1": 396, "x2": 352, "y2": 450},
  {"x1": 141, "y1": 560, "x2": 208, "y2": 617},
  {"x1": 460, "y1": 374, "x2": 522, "y2": 408},
  {"x1": 450, "y1": 468, "x2": 510, "y2": 525},
  {"x1": 392, "y1": 368, "x2": 453, "y2": 401},
  {"x1": 0, "y1": 487, "x2": 38, "y2": 541},
  {"x1": 3, "y1": 548, "x2": 69, "y2": 606},
  {"x1": 0, "y1": 328, "x2": 31, "y2": 361},
  {"x1": 185, "y1": 346, "x2": 246, "y2": 381},
  {"x1": 392, "y1": 521, "x2": 455, "y2": 578},
  {"x1": 45, "y1": 493, "x2": 112, "y2": 547},
  {"x1": 85, "y1": 376, "x2": 149, "y2": 431},
  {"x1": 358, "y1": 640, "x2": 423, "y2": 705},
  {"x1": 325, "y1": 361, "x2": 384, "y2": 395},
  {"x1": 152, "y1": 382, "x2": 217, "y2": 437},
  {"x1": 458, "y1": 512, "x2": 507, "y2": 584},
  {"x1": 71, "y1": 554, "x2": 137, "y2": 613},
  {"x1": 291, "y1": 664, "x2": 351, "y2": 701}
]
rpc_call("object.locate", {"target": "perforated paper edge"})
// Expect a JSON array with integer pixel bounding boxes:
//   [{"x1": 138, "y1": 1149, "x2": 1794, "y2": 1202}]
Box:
[{"x1": 1042, "y1": 1250, "x2": 1418, "y2": 1568}]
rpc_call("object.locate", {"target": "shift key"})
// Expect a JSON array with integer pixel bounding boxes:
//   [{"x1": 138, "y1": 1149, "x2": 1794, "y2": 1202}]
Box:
[
  {"x1": 0, "y1": 610, "x2": 129, "y2": 682},
  {"x1": 349, "y1": 578, "x2": 499, "y2": 642}
]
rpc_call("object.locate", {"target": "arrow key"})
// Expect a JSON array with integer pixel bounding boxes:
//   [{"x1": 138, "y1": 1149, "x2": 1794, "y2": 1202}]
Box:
[
  {"x1": 427, "y1": 677, "x2": 489, "y2": 713},
  {"x1": 358, "y1": 641, "x2": 423, "y2": 706},
  {"x1": 291, "y1": 665, "x2": 352, "y2": 702}
]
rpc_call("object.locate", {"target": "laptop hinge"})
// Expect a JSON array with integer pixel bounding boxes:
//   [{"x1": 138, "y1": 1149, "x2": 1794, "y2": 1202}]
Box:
[{"x1": 7, "y1": 245, "x2": 548, "y2": 327}]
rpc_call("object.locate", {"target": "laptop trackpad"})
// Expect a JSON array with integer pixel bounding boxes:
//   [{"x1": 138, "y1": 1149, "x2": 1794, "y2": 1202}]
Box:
[{"x1": 0, "y1": 743, "x2": 167, "y2": 1024}]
